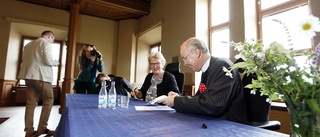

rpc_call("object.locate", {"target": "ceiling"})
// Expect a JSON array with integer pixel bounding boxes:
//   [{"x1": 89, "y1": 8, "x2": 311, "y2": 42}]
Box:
[{"x1": 17, "y1": 0, "x2": 152, "y2": 21}]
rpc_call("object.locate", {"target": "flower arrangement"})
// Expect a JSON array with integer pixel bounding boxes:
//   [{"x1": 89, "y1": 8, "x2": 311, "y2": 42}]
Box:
[{"x1": 224, "y1": 15, "x2": 320, "y2": 137}]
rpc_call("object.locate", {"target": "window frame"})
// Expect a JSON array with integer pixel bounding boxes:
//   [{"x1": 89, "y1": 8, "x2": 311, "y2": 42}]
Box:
[
  {"x1": 257, "y1": 0, "x2": 310, "y2": 54},
  {"x1": 150, "y1": 42, "x2": 161, "y2": 53}
]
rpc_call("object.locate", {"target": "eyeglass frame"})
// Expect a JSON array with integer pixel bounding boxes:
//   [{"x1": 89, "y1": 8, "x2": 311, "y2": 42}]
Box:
[
  {"x1": 182, "y1": 48, "x2": 196, "y2": 61},
  {"x1": 149, "y1": 62, "x2": 161, "y2": 67}
]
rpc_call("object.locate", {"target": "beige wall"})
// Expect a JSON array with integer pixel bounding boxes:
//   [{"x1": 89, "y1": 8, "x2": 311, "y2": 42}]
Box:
[
  {"x1": 230, "y1": 0, "x2": 245, "y2": 63},
  {"x1": 77, "y1": 15, "x2": 118, "y2": 76},
  {"x1": 135, "y1": 39, "x2": 150, "y2": 83},
  {"x1": 7, "y1": 26, "x2": 20, "y2": 79},
  {"x1": 0, "y1": 0, "x2": 69, "y2": 80},
  {"x1": 0, "y1": 0, "x2": 118, "y2": 81},
  {"x1": 137, "y1": 0, "x2": 199, "y2": 85},
  {"x1": 117, "y1": 19, "x2": 138, "y2": 81}
]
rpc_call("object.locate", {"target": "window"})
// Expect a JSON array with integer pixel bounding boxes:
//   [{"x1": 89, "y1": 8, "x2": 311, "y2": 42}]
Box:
[
  {"x1": 258, "y1": 0, "x2": 310, "y2": 65},
  {"x1": 211, "y1": 28, "x2": 230, "y2": 58},
  {"x1": 260, "y1": 5, "x2": 310, "y2": 51},
  {"x1": 210, "y1": 0, "x2": 229, "y2": 26},
  {"x1": 260, "y1": 0, "x2": 292, "y2": 10},
  {"x1": 150, "y1": 43, "x2": 161, "y2": 53},
  {"x1": 209, "y1": 0, "x2": 230, "y2": 58},
  {"x1": 19, "y1": 36, "x2": 62, "y2": 86}
]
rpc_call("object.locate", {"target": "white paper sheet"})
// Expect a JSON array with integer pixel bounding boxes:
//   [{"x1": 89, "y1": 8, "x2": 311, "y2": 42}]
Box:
[
  {"x1": 135, "y1": 106, "x2": 174, "y2": 111},
  {"x1": 149, "y1": 95, "x2": 167, "y2": 104}
]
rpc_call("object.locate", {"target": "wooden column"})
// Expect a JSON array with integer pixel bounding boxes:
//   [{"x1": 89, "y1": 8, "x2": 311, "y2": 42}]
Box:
[{"x1": 59, "y1": 0, "x2": 80, "y2": 113}]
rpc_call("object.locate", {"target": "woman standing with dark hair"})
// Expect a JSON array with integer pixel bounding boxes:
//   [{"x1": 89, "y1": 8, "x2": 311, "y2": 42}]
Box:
[{"x1": 73, "y1": 44, "x2": 104, "y2": 94}]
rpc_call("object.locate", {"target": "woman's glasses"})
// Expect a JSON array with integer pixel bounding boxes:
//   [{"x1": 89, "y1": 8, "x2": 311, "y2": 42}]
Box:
[
  {"x1": 85, "y1": 44, "x2": 94, "y2": 47},
  {"x1": 150, "y1": 62, "x2": 161, "y2": 67}
]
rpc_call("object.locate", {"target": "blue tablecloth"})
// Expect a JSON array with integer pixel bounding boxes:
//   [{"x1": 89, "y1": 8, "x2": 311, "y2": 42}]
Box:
[{"x1": 55, "y1": 94, "x2": 288, "y2": 137}]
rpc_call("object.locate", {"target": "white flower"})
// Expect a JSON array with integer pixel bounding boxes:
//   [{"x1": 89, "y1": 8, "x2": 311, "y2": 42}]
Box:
[
  {"x1": 278, "y1": 94, "x2": 284, "y2": 99},
  {"x1": 250, "y1": 90, "x2": 256, "y2": 95},
  {"x1": 222, "y1": 66, "x2": 233, "y2": 78},
  {"x1": 246, "y1": 39, "x2": 256, "y2": 45},
  {"x1": 234, "y1": 44, "x2": 243, "y2": 51},
  {"x1": 235, "y1": 54, "x2": 246, "y2": 60},
  {"x1": 266, "y1": 98, "x2": 271, "y2": 103},
  {"x1": 298, "y1": 15, "x2": 320, "y2": 38},
  {"x1": 255, "y1": 52, "x2": 265, "y2": 59}
]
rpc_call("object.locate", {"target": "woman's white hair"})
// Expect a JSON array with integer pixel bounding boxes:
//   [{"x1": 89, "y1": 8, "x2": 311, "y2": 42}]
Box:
[{"x1": 148, "y1": 51, "x2": 166, "y2": 67}]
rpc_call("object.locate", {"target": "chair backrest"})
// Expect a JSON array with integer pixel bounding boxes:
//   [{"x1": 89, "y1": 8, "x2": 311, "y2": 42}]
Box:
[
  {"x1": 165, "y1": 62, "x2": 185, "y2": 94},
  {"x1": 235, "y1": 58, "x2": 270, "y2": 122},
  {"x1": 235, "y1": 58, "x2": 280, "y2": 130},
  {"x1": 242, "y1": 73, "x2": 271, "y2": 122}
]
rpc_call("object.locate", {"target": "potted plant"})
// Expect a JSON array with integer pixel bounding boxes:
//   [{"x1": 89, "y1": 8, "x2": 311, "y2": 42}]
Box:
[{"x1": 224, "y1": 15, "x2": 320, "y2": 137}]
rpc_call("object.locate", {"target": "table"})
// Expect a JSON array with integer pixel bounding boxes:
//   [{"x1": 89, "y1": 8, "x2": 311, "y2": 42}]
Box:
[{"x1": 55, "y1": 94, "x2": 288, "y2": 137}]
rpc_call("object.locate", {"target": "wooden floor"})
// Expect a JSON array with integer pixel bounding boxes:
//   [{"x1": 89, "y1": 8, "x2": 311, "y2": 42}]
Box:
[{"x1": 0, "y1": 105, "x2": 61, "y2": 137}]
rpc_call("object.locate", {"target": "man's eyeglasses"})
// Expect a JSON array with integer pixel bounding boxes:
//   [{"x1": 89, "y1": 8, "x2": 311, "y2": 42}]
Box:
[
  {"x1": 182, "y1": 48, "x2": 196, "y2": 61},
  {"x1": 150, "y1": 62, "x2": 161, "y2": 67},
  {"x1": 182, "y1": 52, "x2": 192, "y2": 61}
]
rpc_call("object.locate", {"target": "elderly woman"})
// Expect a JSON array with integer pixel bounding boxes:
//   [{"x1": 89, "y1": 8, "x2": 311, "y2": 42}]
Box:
[{"x1": 131, "y1": 52, "x2": 180, "y2": 102}]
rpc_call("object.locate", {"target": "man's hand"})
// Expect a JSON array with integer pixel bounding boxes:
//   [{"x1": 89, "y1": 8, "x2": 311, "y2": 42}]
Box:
[
  {"x1": 90, "y1": 56, "x2": 96, "y2": 62},
  {"x1": 157, "y1": 91, "x2": 179, "y2": 107},
  {"x1": 130, "y1": 88, "x2": 142, "y2": 99}
]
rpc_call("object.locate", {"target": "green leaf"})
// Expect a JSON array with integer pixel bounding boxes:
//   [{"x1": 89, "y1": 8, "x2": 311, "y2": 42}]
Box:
[
  {"x1": 230, "y1": 62, "x2": 247, "y2": 70},
  {"x1": 306, "y1": 99, "x2": 320, "y2": 114}
]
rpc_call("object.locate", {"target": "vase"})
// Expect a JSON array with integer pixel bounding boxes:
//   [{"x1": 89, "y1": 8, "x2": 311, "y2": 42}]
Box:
[{"x1": 286, "y1": 100, "x2": 320, "y2": 137}]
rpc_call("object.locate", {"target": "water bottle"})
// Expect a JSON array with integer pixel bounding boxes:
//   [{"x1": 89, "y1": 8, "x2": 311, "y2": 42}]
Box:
[
  {"x1": 98, "y1": 80, "x2": 107, "y2": 109},
  {"x1": 117, "y1": 94, "x2": 121, "y2": 107},
  {"x1": 108, "y1": 81, "x2": 117, "y2": 109}
]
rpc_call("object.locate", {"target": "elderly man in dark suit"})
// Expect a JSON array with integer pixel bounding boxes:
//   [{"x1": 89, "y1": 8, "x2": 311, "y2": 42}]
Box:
[{"x1": 158, "y1": 37, "x2": 247, "y2": 124}]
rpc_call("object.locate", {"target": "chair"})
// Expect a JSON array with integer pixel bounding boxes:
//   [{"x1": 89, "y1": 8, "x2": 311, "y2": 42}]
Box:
[
  {"x1": 242, "y1": 73, "x2": 281, "y2": 130},
  {"x1": 165, "y1": 62, "x2": 185, "y2": 94},
  {"x1": 235, "y1": 58, "x2": 280, "y2": 131}
]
